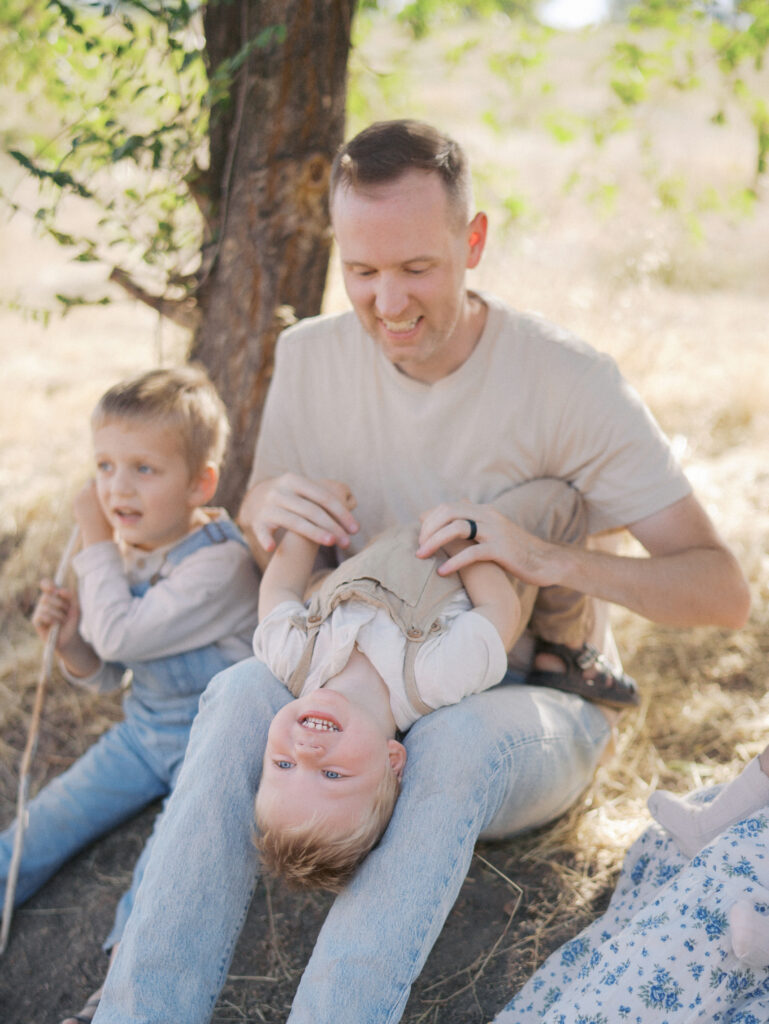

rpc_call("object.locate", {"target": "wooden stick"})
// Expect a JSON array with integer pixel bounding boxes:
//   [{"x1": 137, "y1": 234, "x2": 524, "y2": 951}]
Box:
[{"x1": 0, "y1": 525, "x2": 80, "y2": 955}]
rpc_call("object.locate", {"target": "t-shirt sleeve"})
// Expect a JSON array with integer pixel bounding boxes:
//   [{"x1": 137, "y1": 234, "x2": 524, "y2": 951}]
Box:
[
  {"x1": 544, "y1": 354, "x2": 691, "y2": 533},
  {"x1": 413, "y1": 610, "x2": 509, "y2": 711},
  {"x1": 252, "y1": 600, "x2": 308, "y2": 685}
]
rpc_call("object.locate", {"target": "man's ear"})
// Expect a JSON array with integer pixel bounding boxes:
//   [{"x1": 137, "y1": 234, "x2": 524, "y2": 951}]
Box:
[
  {"x1": 189, "y1": 462, "x2": 219, "y2": 507},
  {"x1": 387, "y1": 739, "x2": 407, "y2": 781},
  {"x1": 466, "y1": 211, "x2": 488, "y2": 269}
]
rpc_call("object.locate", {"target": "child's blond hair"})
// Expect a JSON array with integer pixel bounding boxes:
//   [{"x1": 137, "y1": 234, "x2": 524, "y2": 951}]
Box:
[
  {"x1": 92, "y1": 365, "x2": 229, "y2": 475},
  {"x1": 254, "y1": 765, "x2": 401, "y2": 893}
]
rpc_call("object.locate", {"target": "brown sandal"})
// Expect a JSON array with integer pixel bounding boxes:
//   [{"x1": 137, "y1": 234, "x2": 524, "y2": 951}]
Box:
[{"x1": 528, "y1": 640, "x2": 640, "y2": 709}]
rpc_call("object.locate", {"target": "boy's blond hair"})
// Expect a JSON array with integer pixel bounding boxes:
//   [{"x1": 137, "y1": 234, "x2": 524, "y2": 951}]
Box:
[
  {"x1": 254, "y1": 765, "x2": 401, "y2": 893},
  {"x1": 92, "y1": 365, "x2": 230, "y2": 475}
]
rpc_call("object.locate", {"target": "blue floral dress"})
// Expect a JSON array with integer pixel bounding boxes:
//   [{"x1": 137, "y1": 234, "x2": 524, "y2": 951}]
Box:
[{"x1": 493, "y1": 795, "x2": 769, "y2": 1024}]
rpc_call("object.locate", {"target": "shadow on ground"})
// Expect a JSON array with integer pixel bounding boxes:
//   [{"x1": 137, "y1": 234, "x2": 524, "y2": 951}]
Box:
[{"x1": 0, "y1": 806, "x2": 609, "y2": 1024}]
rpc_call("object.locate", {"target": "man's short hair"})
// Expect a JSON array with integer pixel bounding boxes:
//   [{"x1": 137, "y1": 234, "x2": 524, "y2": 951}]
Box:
[
  {"x1": 92, "y1": 365, "x2": 230, "y2": 475},
  {"x1": 330, "y1": 119, "x2": 472, "y2": 225},
  {"x1": 254, "y1": 764, "x2": 401, "y2": 893}
]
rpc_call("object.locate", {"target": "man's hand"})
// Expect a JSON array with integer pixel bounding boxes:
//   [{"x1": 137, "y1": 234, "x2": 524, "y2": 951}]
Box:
[
  {"x1": 417, "y1": 501, "x2": 562, "y2": 585},
  {"x1": 239, "y1": 474, "x2": 358, "y2": 567},
  {"x1": 73, "y1": 479, "x2": 112, "y2": 546},
  {"x1": 418, "y1": 493, "x2": 751, "y2": 629}
]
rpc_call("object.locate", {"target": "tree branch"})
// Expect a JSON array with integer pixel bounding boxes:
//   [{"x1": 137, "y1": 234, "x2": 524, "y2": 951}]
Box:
[{"x1": 108, "y1": 266, "x2": 200, "y2": 331}]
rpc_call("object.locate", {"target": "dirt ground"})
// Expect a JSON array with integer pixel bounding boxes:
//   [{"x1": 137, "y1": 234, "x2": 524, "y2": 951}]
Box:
[{"x1": 0, "y1": 797, "x2": 610, "y2": 1024}]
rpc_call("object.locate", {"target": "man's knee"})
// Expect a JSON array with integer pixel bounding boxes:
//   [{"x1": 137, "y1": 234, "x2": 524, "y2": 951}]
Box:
[{"x1": 200, "y1": 657, "x2": 291, "y2": 716}]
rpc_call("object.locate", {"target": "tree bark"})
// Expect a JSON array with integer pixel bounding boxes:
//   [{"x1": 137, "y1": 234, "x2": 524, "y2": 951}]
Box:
[{"x1": 191, "y1": 0, "x2": 356, "y2": 511}]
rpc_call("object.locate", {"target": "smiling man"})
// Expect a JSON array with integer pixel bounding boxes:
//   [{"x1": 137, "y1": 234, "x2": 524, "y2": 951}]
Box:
[{"x1": 94, "y1": 120, "x2": 748, "y2": 1024}]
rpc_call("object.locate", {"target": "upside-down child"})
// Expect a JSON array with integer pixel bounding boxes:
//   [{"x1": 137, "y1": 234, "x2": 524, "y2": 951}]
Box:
[
  {"x1": 253, "y1": 478, "x2": 638, "y2": 892},
  {"x1": 2, "y1": 366, "x2": 260, "y2": 1024}
]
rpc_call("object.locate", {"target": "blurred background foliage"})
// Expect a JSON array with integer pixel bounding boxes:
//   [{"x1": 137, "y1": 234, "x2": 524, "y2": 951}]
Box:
[{"x1": 0, "y1": 0, "x2": 766, "y2": 319}]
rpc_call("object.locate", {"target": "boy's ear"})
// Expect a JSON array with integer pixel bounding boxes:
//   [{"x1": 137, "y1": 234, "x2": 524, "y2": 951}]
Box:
[
  {"x1": 387, "y1": 739, "x2": 407, "y2": 781},
  {"x1": 189, "y1": 462, "x2": 219, "y2": 507}
]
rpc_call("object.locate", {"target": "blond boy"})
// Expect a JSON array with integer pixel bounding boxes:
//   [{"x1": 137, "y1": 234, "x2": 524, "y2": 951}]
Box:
[
  {"x1": 253, "y1": 478, "x2": 637, "y2": 891},
  {"x1": 253, "y1": 499, "x2": 519, "y2": 891},
  {"x1": 3, "y1": 366, "x2": 260, "y2": 1024}
]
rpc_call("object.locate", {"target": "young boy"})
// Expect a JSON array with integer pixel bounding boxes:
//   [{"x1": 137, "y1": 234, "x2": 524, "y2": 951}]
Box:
[
  {"x1": 2, "y1": 366, "x2": 260, "y2": 1024},
  {"x1": 253, "y1": 478, "x2": 637, "y2": 893}
]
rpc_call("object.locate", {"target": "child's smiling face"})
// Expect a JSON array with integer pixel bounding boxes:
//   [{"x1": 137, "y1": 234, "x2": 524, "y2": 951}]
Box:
[
  {"x1": 258, "y1": 687, "x2": 404, "y2": 834},
  {"x1": 92, "y1": 417, "x2": 210, "y2": 551}
]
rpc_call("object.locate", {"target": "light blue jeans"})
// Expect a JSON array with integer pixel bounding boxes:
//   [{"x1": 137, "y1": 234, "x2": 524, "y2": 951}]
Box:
[
  {"x1": 94, "y1": 656, "x2": 610, "y2": 1023},
  {"x1": 0, "y1": 712, "x2": 188, "y2": 948}
]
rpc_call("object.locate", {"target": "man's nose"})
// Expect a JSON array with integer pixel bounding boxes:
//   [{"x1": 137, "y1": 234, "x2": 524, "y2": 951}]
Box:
[{"x1": 374, "y1": 274, "x2": 408, "y2": 319}]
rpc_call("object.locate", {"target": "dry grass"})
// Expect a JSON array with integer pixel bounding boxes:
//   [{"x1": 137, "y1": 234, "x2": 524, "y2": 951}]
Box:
[{"x1": 1, "y1": 12, "x2": 768, "y2": 1020}]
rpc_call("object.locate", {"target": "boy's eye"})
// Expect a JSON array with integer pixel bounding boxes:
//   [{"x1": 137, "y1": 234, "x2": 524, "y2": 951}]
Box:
[
  {"x1": 275, "y1": 760, "x2": 293, "y2": 770},
  {"x1": 322, "y1": 770, "x2": 342, "y2": 780},
  {"x1": 137, "y1": 464, "x2": 155, "y2": 475},
  {"x1": 96, "y1": 460, "x2": 113, "y2": 473}
]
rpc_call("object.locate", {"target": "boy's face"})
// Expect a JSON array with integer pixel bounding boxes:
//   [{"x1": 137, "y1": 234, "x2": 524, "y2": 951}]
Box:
[
  {"x1": 92, "y1": 418, "x2": 209, "y2": 551},
  {"x1": 259, "y1": 688, "x2": 404, "y2": 834}
]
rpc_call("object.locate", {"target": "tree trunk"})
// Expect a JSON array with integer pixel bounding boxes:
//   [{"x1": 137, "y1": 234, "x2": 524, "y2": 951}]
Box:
[{"x1": 191, "y1": 0, "x2": 356, "y2": 511}]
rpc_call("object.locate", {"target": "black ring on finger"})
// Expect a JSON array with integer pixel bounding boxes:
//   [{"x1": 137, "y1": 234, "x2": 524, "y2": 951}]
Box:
[{"x1": 465, "y1": 518, "x2": 478, "y2": 542}]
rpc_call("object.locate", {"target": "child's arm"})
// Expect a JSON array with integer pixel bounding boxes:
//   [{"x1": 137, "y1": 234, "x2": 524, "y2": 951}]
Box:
[
  {"x1": 258, "y1": 531, "x2": 321, "y2": 620},
  {"x1": 32, "y1": 581, "x2": 101, "y2": 678},
  {"x1": 443, "y1": 539, "x2": 520, "y2": 651}
]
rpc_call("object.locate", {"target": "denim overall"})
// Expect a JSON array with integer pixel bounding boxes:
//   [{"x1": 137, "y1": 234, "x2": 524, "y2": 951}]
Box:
[{"x1": 0, "y1": 518, "x2": 250, "y2": 949}]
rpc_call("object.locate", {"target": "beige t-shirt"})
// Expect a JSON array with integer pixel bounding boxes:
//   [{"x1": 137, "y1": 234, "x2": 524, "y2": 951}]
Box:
[{"x1": 251, "y1": 292, "x2": 691, "y2": 661}]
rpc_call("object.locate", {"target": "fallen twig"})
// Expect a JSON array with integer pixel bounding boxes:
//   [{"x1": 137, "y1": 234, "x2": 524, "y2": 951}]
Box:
[{"x1": 0, "y1": 524, "x2": 80, "y2": 954}]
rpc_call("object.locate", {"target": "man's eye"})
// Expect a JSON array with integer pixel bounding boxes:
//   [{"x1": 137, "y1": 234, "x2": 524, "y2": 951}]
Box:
[{"x1": 322, "y1": 770, "x2": 342, "y2": 779}]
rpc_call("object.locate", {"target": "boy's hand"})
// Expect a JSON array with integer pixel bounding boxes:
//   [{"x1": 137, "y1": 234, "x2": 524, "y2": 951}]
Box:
[
  {"x1": 32, "y1": 580, "x2": 81, "y2": 650},
  {"x1": 73, "y1": 479, "x2": 113, "y2": 546}
]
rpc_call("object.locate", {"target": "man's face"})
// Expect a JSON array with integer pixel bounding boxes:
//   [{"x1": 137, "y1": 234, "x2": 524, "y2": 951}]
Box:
[{"x1": 332, "y1": 170, "x2": 486, "y2": 384}]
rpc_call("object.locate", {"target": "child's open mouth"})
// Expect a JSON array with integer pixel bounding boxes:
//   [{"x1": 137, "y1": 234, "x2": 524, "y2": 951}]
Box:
[
  {"x1": 114, "y1": 508, "x2": 141, "y2": 524},
  {"x1": 300, "y1": 714, "x2": 340, "y2": 733}
]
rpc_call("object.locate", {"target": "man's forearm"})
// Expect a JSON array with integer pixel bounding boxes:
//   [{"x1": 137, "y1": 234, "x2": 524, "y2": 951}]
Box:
[{"x1": 549, "y1": 542, "x2": 750, "y2": 629}]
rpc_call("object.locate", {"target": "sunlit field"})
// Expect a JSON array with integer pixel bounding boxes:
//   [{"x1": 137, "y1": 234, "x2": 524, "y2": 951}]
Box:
[{"x1": 1, "y1": 11, "x2": 767, "y2": 1022}]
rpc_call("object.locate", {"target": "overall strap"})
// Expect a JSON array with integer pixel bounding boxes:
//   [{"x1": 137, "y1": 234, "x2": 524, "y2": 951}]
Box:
[
  {"x1": 164, "y1": 515, "x2": 249, "y2": 568},
  {"x1": 286, "y1": 612, "x2": 323, "y2": 696}
]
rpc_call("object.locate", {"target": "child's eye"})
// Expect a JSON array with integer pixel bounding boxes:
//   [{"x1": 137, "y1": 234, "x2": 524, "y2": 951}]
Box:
[
  {"x1": 275, "y1": 760, "x2": 293, "y2": 770},
  {"x1": 322, "y1": 770, "x2": 342, "y2": 780},
  {"x1": 96, "y1": 460, "x2": 113, "y2": 473},
  {"x1": 137, "y1": 464, "x2": 155, "y2": 475}
]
